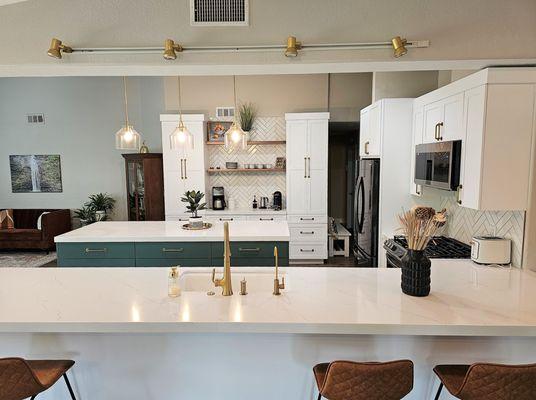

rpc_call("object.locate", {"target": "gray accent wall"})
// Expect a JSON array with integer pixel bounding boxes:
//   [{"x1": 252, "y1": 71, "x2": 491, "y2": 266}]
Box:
[{"x1": 0, "y1": 77, "x2": 166, "y2": 221}]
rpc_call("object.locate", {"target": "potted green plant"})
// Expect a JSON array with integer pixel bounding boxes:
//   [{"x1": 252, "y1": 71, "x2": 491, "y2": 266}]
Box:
[
  {"x1": 238, "y1": 102, "x2": 257, "y2": 133},
  {"x1": 86, "y1": 193, "x2": 116, "y2": 221},
  {"x1": 181, "y1": 190, "x2": 207, "y2": 228},
  {"x1": 74, "y1": 206, "x2": 96, "y2": 226}
]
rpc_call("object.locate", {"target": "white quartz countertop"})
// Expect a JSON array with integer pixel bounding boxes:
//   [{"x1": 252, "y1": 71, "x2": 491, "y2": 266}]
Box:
[
  {"x1": 55, "y1": 221, "x2": 290, "y2": 243},
  {"x1": 1, "y1": 260, "x2": 536, "y2": 335}
]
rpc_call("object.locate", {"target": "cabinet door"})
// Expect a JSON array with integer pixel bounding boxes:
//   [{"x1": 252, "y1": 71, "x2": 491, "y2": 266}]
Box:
[
  {"x1": 286, "y1": 120, "x2": 308, "y2": 170},
  {"x1": 307, "y1": 119, "x2": 328, "y2": 171},
  {"x1": 359, "y1": 109, "x2": 370, "y2": 157},
  {"x1": 441, "y1": 93, "x2": 465, "y2": 141},
  {"x1": 460, "y1": 85, "x2": 486, "y2": 209},
  {"x1": 287, "y1": 169, "x2": 308, "y2": 214},
  {"x1": 162, "y1": 122, "x2": 182, "y2": 172},
  {"x1": 423, "y1": 101, "x2": 443, "y2": 143},
  {"x1": 410, "y1": 108, "x2": 424, "y2": 196},
  {"x1": 163, "y1": 170, "x2": 185, "y2": 216},
  {"x1": 308, "y1": 168, "x2": 328, "y2": 215},
  {"x1": 182, "y1": 168, "x2": 205, "y2": 194},
  {"x1": 366, "y1": 102, "x2": 382, "y2": 157},
  {"x1": 184, "y1": 120, "x2": 206, "y2": 170}
]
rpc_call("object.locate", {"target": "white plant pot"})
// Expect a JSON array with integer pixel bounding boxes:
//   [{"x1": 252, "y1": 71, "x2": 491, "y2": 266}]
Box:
[
  {"x1": 189, "y1": 216, "x2": 203, "y2": 228},
  {"x1": 95, "y1": 211, "x2": 106, "y2": 221}
]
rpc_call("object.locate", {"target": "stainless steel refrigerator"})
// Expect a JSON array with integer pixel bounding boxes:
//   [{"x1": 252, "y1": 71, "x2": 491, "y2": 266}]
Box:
[{"x1": 353, "y1": 158, "x2": 380, "y2": 267}]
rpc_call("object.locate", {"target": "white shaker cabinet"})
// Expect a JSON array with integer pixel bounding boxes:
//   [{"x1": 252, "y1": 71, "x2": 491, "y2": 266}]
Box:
[
  {"x1": 359, "y1": 102, "x2": 381, "y2": 158},
  {"x1": 285, "y1": 112, "x2": 330, "y2": 262},
  {"x1": 160, "y1": 114, "x2": 207, "y2": 218},
  {"x1": 422, "y1": 93, "x2": 464, "y2": 143}
]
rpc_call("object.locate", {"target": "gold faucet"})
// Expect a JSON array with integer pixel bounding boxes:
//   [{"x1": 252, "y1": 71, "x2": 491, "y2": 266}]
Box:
[
  {"x1": 273, "y1": 246, "x2": 285, "y2": 295},
  {"x1": 212, "y1": 222, "x2": 233, "y2": 296}
]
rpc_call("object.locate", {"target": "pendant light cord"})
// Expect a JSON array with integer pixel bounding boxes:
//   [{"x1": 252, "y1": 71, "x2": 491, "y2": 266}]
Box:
[
  {"x1": 177, "y1": 76, "x2": 183, "y2": 124},
  {"x1": 123, "y1": 76, "x2": 129, "y2": 126},
  {"x1": 233, "y1": 75, "x2": 238, "y2": 122}
]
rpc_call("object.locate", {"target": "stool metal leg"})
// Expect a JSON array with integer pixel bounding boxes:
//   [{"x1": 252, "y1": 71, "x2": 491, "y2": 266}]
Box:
[
  {"x1": 63, "y1": 373, "x2": 77, "y2": 400},
  {"x1": 434, "y1": 382, "x2": 444, "y2": 400},
  {"x1": 317, "y1": 393, "x2": 322, "y2": 400}
]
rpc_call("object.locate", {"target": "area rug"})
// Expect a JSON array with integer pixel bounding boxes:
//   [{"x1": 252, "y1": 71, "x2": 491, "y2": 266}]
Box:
[{"x1": 0, "y1": 252, "x2": 57, "y2": 268}]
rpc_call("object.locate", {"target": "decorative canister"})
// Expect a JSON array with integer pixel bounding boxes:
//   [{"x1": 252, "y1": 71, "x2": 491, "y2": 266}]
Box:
[{"x1": 400, "y1": 250, "x2": 431, "y2": 297}]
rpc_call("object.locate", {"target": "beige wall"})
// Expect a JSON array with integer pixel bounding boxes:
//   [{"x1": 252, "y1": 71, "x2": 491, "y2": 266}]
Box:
[
  {"x1": 372, "y1": 71, "x2": 439, "y2": 101},
  {"x1": 0, "y1": 0, "x2": 535, "y2": 73},
  {"x1": 165, "y1": 73, "x2": 372, "y2": 121}
]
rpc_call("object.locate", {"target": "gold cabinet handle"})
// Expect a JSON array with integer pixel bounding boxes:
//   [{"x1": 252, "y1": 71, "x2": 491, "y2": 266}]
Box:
[
  {"x1": 180, "y1": 159, "x2": 184, "y2": 179},
  {"x1": 307, "y1": 157, "x2": 311, "y2": 178},
  {"x1": 304, "y1": 157, "x2": 307, "y2": 178},
  {"x1": 162, "y1": 248, "x2": 184, "y2": 253},
  {"x1": 456, "y1": 184, "x2": 463, "y2": 204},
  {"x1": 415, "y1": 184, "x2": 421, "y2": 195},
  {"x1": 364, "y1": 141, "x2": 370, "y2": 154},
  {"x1": 437, "y1": 122, "x2": 444, "y2": 141},
  {"x1": 85, "y1": 248, "x2": 107, "y2": 253},
  {"x1": 239, "y1": 248, "x2": 261, "y2": 252},
  {"x1": 184, "y1": 159, "x2": 187, "y2": 179}
]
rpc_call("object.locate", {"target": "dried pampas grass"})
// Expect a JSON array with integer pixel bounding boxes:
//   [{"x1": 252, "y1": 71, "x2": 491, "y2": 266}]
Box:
[{"x1": 398, "y1": 207, "x2": 447, "y2": 250}]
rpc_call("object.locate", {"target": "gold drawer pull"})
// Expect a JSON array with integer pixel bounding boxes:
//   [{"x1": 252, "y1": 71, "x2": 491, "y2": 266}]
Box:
[
  {"x1": 300, "y1": 217, "x2": 315, "y2": 221},
  {"x1": 260, "y1": 218, "x2": 274, "y2": 221},
  {"x1": 162, "y1": 248, "x2": 184, "y2": 253},
  {"x1": 300, "y1": 231, "x2": 315, "y2": 235},
  {"x1": 300, "y1": 249, "x2": 315, "y2": 252},
  {"x1": 219, "y1": 218, "x2": 234, "y2": 221},
  {"x1": 239, "y1": 248, "x2": 261, "y2": 252},
  {"x1": 85, "y1": 248, "x2": 107, "y2": 253}
]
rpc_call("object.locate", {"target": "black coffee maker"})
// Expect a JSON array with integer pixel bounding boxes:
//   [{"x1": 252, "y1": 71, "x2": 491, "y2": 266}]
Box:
[
  {"x1": 272, "y1": 191, "x2": 282, "y2": 210},
  {"x1": 212, "y1": 187, "x2": 226, "y2": 210}
]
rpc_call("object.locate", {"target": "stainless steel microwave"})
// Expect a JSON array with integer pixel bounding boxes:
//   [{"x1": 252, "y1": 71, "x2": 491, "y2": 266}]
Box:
[{"x1": 414, "y1": 140, "x2": 462, "y2": 191}]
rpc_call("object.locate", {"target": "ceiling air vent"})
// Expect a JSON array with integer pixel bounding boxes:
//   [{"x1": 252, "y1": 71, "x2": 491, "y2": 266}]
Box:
[
  {"x1": 27, "y1": 114, "x2": 45, "y2": 124},
  {"x1": 190, "y1": 0, "x2": 249, "y2": 26}
]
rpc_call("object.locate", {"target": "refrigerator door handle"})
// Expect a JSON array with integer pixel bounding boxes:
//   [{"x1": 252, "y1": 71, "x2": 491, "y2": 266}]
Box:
[{"x1": 357, "y1": 177, "x2": 365, "y2": 234}]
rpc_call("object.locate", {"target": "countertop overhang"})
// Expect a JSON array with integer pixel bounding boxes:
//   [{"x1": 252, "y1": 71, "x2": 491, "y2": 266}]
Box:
[
  {"x1": 1, "y1": 261, "x2": 536, "y2": 336},
  {"x1": 54, "y1": 221, "x2": 290, "y2": 243}
]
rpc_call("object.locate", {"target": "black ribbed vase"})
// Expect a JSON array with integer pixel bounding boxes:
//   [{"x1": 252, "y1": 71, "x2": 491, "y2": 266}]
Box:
[{"x1": 401, "y1": 250, "x2": 431, "y2": 297}]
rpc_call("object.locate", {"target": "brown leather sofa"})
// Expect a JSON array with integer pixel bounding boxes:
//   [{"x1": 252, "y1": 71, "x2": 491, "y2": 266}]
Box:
[{"x1": 0, "y1": 209, "x2": 72, "y2": 251}]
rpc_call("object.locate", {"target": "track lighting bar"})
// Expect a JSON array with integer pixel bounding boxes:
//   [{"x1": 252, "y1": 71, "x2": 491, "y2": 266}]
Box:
[{"x1": 47, "y1": 36, "x2": 429, "y2": 60}]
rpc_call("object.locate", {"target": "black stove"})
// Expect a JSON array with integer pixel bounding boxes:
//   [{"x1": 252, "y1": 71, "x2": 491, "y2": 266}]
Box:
[{"x1": 383, "y1": 235, "x2": 471, "y2": 268}]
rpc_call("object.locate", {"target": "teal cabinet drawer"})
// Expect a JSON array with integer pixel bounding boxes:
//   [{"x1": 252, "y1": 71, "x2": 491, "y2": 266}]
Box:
[
  {"x1": 211, "y1": 242, "x2": 289, "y2": 259},
  {"x1": 136, "y1": 258, "x2": 211, "y2": 267},
  {"x1": 57, "y1": 243, "x2": 135, "y2": 259},
  {"x1": 58, "y1": 258, "x2": 135, "y2": 267},
  {"x1": 135, "y1": 242, "x2": 212, "y2": 259},
  {"x1": 212, "y1": 257, "x2": 289, "y2": 267}
]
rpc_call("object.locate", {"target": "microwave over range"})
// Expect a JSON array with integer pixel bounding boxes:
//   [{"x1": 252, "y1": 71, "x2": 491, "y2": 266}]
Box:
[{"x1": 414, "y1": 140, "x2": 462, "y2": 191}]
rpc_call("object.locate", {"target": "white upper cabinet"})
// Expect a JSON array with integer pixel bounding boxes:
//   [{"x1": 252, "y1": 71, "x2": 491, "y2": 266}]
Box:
[
  {"x1": 359, "y1": 102, "x2": 381, "y2": 158},
  {"x1": 423, "y1": 93, "x2": 464, "y2": 143},
  {"x1": 285, "y1": 113, "x2": 329, "y2": 216},
  {"x1": 160, "y1": 114, "x2": 207, "y2": 217},
  {"x1": 413, "y1": 68, "x2": 536, "y2": 211}
]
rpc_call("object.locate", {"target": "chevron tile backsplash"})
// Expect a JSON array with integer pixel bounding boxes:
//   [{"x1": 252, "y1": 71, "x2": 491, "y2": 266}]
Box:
[
  {"x1": 207, "y1": 117, "x2": 286, "y2": 209},
  {"x1": 439, "y1": 194, "x2": 526, "y2": 267}
]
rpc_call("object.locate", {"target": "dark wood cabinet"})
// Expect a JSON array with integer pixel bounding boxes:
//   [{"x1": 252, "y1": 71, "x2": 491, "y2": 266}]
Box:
[{"x1": 122, "y1": 153, "x2": 165, "y2": 221}]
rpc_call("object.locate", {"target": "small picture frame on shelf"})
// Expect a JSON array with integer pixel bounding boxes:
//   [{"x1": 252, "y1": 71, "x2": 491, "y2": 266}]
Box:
[{"x1": 207, "y1": 121, "x2": 232, "y2": 143}]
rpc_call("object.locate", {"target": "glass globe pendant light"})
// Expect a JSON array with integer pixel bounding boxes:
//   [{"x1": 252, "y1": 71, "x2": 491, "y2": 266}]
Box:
[
  {"x1": 170, "y1": 76, "x2": 193, "y2": 150},
  {"x1": 115, "y1": 76, "x2": 141, "y2": 150},
  {"x1": 224, "y1": 75, "x2": 248, "y2": 150}
]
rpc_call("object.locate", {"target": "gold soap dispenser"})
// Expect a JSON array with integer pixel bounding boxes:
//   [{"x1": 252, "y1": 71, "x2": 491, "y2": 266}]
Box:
[{"x1": 168, "y1": 266, "x2": 181, "y2": 297}]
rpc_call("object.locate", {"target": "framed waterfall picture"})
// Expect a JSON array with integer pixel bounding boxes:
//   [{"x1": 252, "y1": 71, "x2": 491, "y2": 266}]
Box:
[{"x1": 9, "y1": 155, "x2": 63, "y2": 193}]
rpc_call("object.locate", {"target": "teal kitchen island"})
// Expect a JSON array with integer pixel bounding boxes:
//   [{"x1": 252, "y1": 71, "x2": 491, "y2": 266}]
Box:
[{"x1": 55, "y1": 221, "x2": 290, "y2": 267}]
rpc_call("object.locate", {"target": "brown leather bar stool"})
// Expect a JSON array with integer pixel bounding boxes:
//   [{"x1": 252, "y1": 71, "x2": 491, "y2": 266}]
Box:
[
  {"x1": 433, "y1": 362, "x2": 536, "y2": 399},
  {"x1": 313, "y1": 359, "x2": 414, "y2": 400},
  {"x1": 0, "y1": 357, "x2": 77, "y2": 400}
]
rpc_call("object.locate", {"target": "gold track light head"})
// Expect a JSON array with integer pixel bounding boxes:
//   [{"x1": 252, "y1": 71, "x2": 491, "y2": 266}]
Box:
[
  {"x1": 392, "y1": 36, "x2": 408, "y2": 58},
  {"x1": 47, "y1": 38, "x2": 73, "y2": 59},
  {"x1": 163, "y1": 39, "x2": 183, "y2": 60},
  {"x1": 284, "y1": 36, "x2": 302, "y2": 57}
]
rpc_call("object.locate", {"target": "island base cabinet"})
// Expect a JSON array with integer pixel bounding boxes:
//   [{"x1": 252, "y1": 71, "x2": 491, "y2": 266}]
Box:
[{"x1": 57, "y1": 242, "x2": 289, "y2": 267}]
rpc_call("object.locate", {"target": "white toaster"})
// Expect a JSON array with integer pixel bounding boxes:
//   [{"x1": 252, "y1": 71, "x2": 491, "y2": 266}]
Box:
[{"x1": 471, "y1": 236, "x2": 511, "y2": 265}]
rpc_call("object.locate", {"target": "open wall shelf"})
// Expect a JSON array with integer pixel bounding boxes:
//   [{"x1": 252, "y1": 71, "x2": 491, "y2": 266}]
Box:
[
  {"x1": 207, "y1": 168, "x2": 286, "y2": 174},
  {"x1": 206, "y1": 140, "x2": 286, "y2": 146}
]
